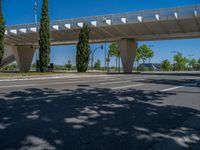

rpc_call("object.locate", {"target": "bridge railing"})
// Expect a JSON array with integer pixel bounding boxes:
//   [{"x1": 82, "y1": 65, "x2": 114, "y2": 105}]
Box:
[{"x1": 5, "y1": 4, "x2": 200, "y2": 35}]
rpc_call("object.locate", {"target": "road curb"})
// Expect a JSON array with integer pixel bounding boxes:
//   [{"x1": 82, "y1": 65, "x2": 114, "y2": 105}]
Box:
[{"x1": 0, "y1": 74, "x2": 119, "y2": 82}]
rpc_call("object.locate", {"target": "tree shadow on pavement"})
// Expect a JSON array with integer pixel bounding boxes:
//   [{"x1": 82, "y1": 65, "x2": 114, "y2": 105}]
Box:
[
  {"x1": 140, "y1": 78, "x2": 200, "y2": 88},
  {"x1": 0, "y1": 87, "x2": 199, "y2": 150}
]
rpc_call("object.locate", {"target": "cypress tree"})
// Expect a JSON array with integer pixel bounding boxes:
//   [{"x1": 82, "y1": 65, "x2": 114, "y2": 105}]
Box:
[
  {"x1": 39, "y1": 0, "x2": 51, "y2": 72},
  {"x1": 0, "y1": 0, "x2": 5, "y2": 64},
  {"x1": 76, "y1": 24, "x2": 91, "y2": 72}
]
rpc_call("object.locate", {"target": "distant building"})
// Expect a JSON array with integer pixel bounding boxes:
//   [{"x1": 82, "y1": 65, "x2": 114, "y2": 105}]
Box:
[{"x1": 139, "y1": 63, "x2": 161, "y2": 71}]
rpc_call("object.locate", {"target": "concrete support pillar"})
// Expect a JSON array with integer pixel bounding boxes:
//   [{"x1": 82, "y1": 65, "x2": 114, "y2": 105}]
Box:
[
  {"x1": 0, "y1": 45, "x2": 17, "y2": 69},
  {"x1": 4, "y1": 45, "x2": 15, "y2": 58},
  {"x1": 13, "y1": 46, "x2": 36, "y2": 72},
  {"x1": 117, "y1": 39, "x2": 137, "y2": 73}
]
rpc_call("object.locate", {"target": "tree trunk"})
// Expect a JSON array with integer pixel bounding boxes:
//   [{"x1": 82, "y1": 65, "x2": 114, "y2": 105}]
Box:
[
  {"x1": 118, "y1": 56, "x2": 120, "y2": 73},
  {"x1": 116, "y1": 57, "x2": 118, "y2": 71},
  {"x1": 107, "y1": 55, "x2": 110, "y2": 73}
]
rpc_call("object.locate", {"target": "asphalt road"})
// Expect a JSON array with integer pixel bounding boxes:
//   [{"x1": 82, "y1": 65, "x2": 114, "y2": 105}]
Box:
[{"x1": 0, "y1": 73, "x2": 200, "y2": 150}]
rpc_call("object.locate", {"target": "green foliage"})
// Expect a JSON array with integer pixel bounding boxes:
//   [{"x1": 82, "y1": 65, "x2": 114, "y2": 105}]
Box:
[
  {"x1": 108, "y1": 43, "x2": 120, "y2": 57},
  {"x1": 136, "y1": 44, "x2": 154, "y2": 72},
  {"x1": 197, "y1": 59, "x2": 200, "y2": 70},
  {"x1": 135, "y1": 49, "x2": 141, "y2": 62},
  {"x1": 108, "y1": 43, "x2": 120, "y2": 71},
  {"x1": 135, "y1": 48, "x2": 141, "y2": 72},
  {"x1": 2, "y1": 63, "x2": 17, "y2": 71},
  {"x1": 188, "y1": 58, "x2": 197, "y2": 70},
  {"x1": 31, "y1": 63, "x2": 37, "y2": 69},
  {"x1": 53, "y1": 65, "x2": 66, "y2": 70},
  {"x1": 147, "y1": 49, "x2": 154, "y2": 63},
  {"x1": 39, "y1": 0, "x2": 51, "y2": 72},
  {"x1": 174, "y1": 53, "x2": 188, "y2": 71},
  {"x1": 139, "y1": 66, "x2": 154, "y2": 72},
  {"x1": 161, "y1": 59, "x2": 172, "y2": 71},
  {"x1": 76, "y1": 24, "x2": 91, "y2": 72},
  {"x1": 65, "y1": 60, "x2": 72, "y2": 70},
  {"x1": 198, "y1": 59, "x2": 200, "y2": 64},
  {"x1": 0, "y1": 0, "x2": 5, "y2": 64},
  {"x1": 94, "y1": 59, "x2": 101, "y2": 70},
  {"x1": 137, "y1": 44, "x2": 154, "y2": 64}
]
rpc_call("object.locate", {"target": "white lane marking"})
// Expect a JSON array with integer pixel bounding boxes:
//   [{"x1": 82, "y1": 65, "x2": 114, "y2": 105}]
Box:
[
  {"x1": 0, "y1": 76, "x2": 71, "y2": 82},
  {"x1": 0, "y1": 80, "x2": 89, "y2": 89},
  {"x1": 0, "y1": 84, "x2": 38, "y2": 89},
  {"x1": 67, "y1": 76, "x2": 114, "y2": 81},
  {"x1": 111, "y1": 84, "x2": 144, "y2": 90},
  {"x1": 97, "y1": 77, "x2": 147, "y2": 82},
  {"x1": 0, "y1": 75, "x2": 120, "y2": 82},
  {"x1": 160, "y1": 86, "x2": 184, "y2": 92},
  {"x1": 100, "y1": 80, "x2": 132, "y2": 85},
  {"x1": 55, "y1": 80, "x2": 89, "y2": 85},
  {"x1": 97, "y1": 78, "x2": 121, "y2": 82},
  {"x1": 160, "y1": 83, "x2": 199, "y2": 92}
]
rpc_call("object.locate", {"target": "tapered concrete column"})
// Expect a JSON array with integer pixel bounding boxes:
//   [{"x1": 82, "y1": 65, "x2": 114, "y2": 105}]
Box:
[
  {"x1": 13, "y1": 46, "x2": 36, "y2": 72},
  {"x1": 0, "y1": 45, "x2": 15, "y2": 68},
  {"x1": 117, "y1": 39, "x2": 137, "y2": 73},
  {"x1": 4, "y1": 45, "x2": 15, "y2": 58}
]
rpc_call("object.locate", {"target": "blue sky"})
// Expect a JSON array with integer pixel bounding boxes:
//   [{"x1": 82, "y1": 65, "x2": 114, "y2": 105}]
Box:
[{"x1": 3, "y1": 0, "x2": 200, "y2": 66}]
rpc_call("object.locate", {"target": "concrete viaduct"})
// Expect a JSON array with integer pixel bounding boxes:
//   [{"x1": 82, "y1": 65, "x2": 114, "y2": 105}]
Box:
[{"x1": 1, "y1": 4, "x2": 200, "y2": 73}]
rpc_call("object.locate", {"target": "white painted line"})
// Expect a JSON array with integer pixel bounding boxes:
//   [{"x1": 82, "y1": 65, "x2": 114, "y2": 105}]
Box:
[
  {"x1": 160, "y1": 86, "x2": 184, "y2": 92},
  {"x1": 67, "y1": 78, "x2": 80, "y2": 81},
  {"x1": 0, "y1": 84, "x2": 38, "y2": 89},
  {"x1": 0, "y1": 76, "x2": 71, "y2": 82},
  {"x1": 0, "y1": 80, "x2": 89, "y2": 89},
  {"x1": 68, "y1": 76, "x2": 116, "y2": 81},
  {"x1": 111, "y1": 84, "x2": 144, "y2": 90},
  {"x1": 0, "y1": 75, "x2": 125, "y2": 82},
  {"x1": 101, "y1": 77, "x2": 115, "y2": 79},
  {"x1": 0, "y1": 74, "x2": 157, "y2": 83},
  {"x1": 97, "y1": 78, "x2": 121, "y2": 82},
  {"x1": 55, "y1": 80, "x2": 89, "y2": 85},
  {"x1": 97, "y1": 77, "x2": 146, "y2": 82},
  {"x1": 100, "y1": 80, "x2": 131, "y2": 85}
]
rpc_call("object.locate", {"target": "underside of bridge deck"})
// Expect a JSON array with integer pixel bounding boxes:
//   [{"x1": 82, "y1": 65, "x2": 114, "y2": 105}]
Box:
[{"x1": 1, "y1": 5, "x2": 200, "y2": 72}]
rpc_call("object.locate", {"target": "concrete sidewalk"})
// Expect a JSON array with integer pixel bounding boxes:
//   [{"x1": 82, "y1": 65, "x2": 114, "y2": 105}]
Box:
[{"x1": 0, "y1": 73, "x2": 112, "y2": 82}]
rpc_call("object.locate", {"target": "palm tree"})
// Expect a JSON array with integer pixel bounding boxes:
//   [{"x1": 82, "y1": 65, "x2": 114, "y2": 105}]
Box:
[
  {"x1": 108, "y1": 43, "x2": 120, "y2": 72},
  {"x1": 137, "y1": 44, "x2": 154, "y2": 65},
  {"x1": 135, "y1": 48, "x2": 141, "y2": 72},
  {"x1": 147, "y1": 49, "x2": 154, "y2": 63}
]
